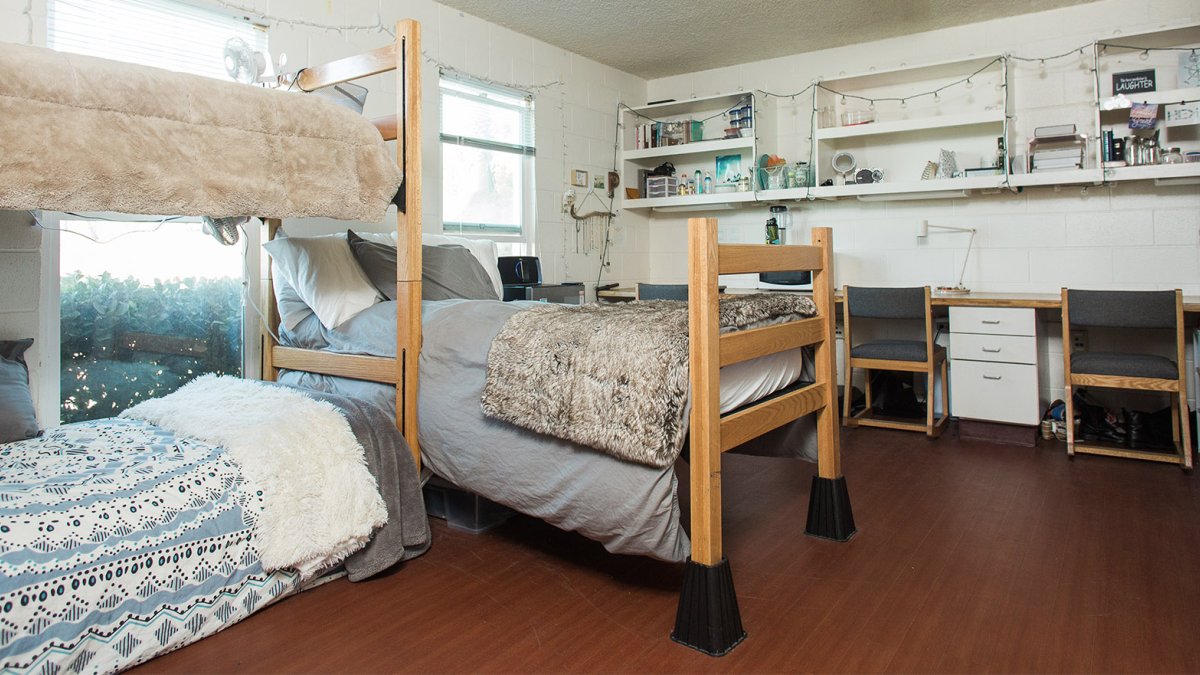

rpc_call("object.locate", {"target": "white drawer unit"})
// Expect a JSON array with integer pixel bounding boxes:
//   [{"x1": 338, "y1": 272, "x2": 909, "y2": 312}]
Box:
[{"x1": 949, "y1": 306, "x2": 1040, "y2": 426}]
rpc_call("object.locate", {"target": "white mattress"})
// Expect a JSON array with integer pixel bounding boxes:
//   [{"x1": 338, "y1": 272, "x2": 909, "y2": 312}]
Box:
[{"x1": 718, "y1": 348, "x2": 806, "y2": 413}]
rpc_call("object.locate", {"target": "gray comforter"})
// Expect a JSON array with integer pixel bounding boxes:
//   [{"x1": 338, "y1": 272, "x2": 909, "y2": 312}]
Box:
[
  {"x1": 279, "y1": 299, "x2": 690, "y2": 561},
  {"x1": 277, "y1": 384, "x2": 430, "y2": 579}
]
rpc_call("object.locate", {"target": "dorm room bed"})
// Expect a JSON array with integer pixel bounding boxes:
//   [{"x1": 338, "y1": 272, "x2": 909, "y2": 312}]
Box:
[
  {"x1": 0, "y1": 21, "x2": 428, "y2": 672},
  {"x1": 258, "y1": 23, "x2": 851, "y2": 654}
]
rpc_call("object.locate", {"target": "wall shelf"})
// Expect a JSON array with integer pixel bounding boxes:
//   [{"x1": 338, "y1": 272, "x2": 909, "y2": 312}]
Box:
[
  {"x1": 1103, "y1": 163, "x2": 1200, "y2": 182},
  {"x1": 812, "y1": 175, "x2": 1005, "y2": 199},
  {"x1": 814, "y1": 110, "x2": 1006, "y2": 141},
  {"x1": 623, "y1": 137, "x2": 755, "y2": 163},
  {"x1": 622, "y1": 191, "x2": 759, "y2": 211},
  {"x1": 1008, "y1": 169, "x2": 1104, "y2": 188}
]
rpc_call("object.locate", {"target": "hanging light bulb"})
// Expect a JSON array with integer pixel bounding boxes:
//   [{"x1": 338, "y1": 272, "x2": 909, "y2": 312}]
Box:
[
  {"x1": 900, "y1": 98, "x2": 907, "y2": 109},
  {"x1": 933, "y1": 91, "x2": 941, "y2": 102},
  {"x1": 1139, "y1": 49, "x2": 1150, "y2": 60},
  {"x1": 841, "y1": 95, "x2": 847, "y2": 105},
  {"x1": 965, "y1": 78, "x2": 973, "y2": 89},
  {"x1": 1040, "y1": 59, "x2": 1046, "y2": 69},
  {"x1": 868, "y1": 99, "x2": 875, "y2": 111}
]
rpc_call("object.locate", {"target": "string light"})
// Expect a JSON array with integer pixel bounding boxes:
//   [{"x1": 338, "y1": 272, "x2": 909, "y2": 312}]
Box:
[
  {"x1": 868, "y1": 100, "x2": 875, "y2": 111},
  {"x1": 965, "y1": 78, "x2": 973, "y2": 89},
  {"x1": 900, "y1": 98, "x2": 907, "y2": 109},
  {"x1": 211, "y1": 0, "x2": 397, "y2": 35},
  {"x1": 429, "y1": 55, "x2": 563, "y2": 93},
  {"x1": 1140, "y1": 50, "x2": 1150, "y2": 60}
]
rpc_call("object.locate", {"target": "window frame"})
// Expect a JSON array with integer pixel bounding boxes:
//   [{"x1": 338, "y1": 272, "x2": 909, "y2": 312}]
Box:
[
  {"x1": 439, "y1": 71, "x2": 537, "y2": 252},
  {"x1": 36, "y1": 0, "x2": 268, "y2": 424}
]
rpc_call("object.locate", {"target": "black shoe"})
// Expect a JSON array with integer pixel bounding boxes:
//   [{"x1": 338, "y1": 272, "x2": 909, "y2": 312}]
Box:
[{"x1": 1125, "y1": 409, "x2": 1151, "y2": 449}]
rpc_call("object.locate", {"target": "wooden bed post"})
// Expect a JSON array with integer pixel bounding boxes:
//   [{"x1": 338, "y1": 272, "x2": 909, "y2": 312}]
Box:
[
  {"x1": 672, "y1": 217, "x2": 746, "y2": 656},
  {"x1": 396, "y1": 19, "x2": 422, "y2": 470},
  {"x1": 804, "y1": 226, "x2": 856, "y2": 541},
  {"x1": 260, "y1": 218, "x2": 282, "y2": 382}
]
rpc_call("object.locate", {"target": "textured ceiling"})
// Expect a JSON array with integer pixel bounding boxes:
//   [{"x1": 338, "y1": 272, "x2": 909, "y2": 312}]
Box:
[{"x1": 438, "y1": 0, "x2": 1097, "y2": 79}]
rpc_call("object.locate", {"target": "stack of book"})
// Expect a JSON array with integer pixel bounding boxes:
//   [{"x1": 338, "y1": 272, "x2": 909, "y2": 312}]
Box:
[
  {"x1": 1030, "y1": 124, "x2": 1084, "y2": 172},
  {"x1": 1032, "y1": 147, "x2": 1084, "y2": 171}
]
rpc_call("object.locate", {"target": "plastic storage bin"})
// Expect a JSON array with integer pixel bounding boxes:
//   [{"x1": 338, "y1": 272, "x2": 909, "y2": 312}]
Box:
[
  {"x1": 422, "y1": 476, "x2": 514, "y2": 533},
  {"x1": 646, "y1": 176, "x2": 679, "y2": 198}
]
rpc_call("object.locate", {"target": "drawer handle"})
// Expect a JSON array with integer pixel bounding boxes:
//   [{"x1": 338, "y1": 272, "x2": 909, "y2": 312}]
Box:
[
  {"x1": 981, "y1": 347, "x2": 1002, "y2": 353},
  {"x1": 981, "y1": 320, "x2": 1002, "y2": 325},
  {"x1": 982, "y1": 374, "x2": 1003, "y2": 381}
]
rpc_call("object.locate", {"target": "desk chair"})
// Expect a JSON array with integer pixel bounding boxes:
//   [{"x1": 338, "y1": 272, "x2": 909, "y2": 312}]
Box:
[
  {"x1": 636, "y1": 283, "x2": 688, "y2": 301},
  {"x1": 1061, "y1": 288, "x2": 1192, "y2": 469},
  {"x1": 842, "y1": 286, "x2": 948, "y2": 438}
]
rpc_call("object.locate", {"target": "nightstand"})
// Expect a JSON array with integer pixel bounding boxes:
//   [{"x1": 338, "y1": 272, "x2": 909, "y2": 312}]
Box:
[{"x1": 502, "y1": 284, "x2": 586, "y2": 304}]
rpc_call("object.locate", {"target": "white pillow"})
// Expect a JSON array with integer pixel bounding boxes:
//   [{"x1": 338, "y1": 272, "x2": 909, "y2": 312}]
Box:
[
  {"x1": 421, "y1": 234, "x2": 503, "y2": 298},
  {"x1": 263, "y1": 234, "x2": 382, "y2": 329}
]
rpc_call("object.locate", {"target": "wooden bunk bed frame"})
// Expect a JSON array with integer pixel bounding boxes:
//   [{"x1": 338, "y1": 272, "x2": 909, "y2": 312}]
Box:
[{"x1": 259, "y1": 20, "x2": 854, "y2": 657}]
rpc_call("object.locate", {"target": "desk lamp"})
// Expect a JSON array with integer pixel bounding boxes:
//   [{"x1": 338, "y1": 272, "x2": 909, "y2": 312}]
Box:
[{"x1": 917, "y1": 219, "x2": 976, "y2": 295}]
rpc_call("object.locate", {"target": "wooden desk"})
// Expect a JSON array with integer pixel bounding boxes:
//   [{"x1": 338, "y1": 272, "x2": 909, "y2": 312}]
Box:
[{"x1": 599, "y1": 287, "x2": 1200, "y2": 314}]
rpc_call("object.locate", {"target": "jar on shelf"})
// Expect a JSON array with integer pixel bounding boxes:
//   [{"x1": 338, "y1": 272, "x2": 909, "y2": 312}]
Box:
[{"x1": 1162, "y1": 147, "x2": 1183, "y2": 164}]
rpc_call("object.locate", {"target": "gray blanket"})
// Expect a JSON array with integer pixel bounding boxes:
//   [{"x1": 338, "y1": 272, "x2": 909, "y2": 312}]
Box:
[
  {"x1": 278, "y1": 384, "x2": 430, "y2": 580},
  {"x1": 481, "y1": 294, "x2": 817, "y2": 468}
]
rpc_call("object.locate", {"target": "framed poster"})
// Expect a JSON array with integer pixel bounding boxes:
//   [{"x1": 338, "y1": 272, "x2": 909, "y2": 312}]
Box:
[
  {"x1": 1113, "y1": 69, "x2": 1156, "y2": 95},
  {"x1": 715, "y1": 154, "x2": 742, "y2": 184}
]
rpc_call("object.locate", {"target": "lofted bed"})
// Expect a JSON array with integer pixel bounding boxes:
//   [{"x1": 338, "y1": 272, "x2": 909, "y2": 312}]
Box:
[
  {"x1": 0, "y1": 17, "x2": 852, "y2": 663},
  {"x1": 257, "y1": 18, "x2": 851, "y2": 655}
]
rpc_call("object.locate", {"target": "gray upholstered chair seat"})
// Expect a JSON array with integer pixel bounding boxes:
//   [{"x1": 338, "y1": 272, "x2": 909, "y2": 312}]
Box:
[
  {"x1": 1071, "y1": 352, "x2": 1178, "y2": 379},
  {"x1": 850, "y1": 340, "x2": 943, "y2": 362}
]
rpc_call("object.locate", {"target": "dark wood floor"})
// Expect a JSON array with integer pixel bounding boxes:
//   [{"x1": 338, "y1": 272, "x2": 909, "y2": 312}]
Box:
[{"x1": 140, "y1": 426, "x2": 1200, "y2": 673}]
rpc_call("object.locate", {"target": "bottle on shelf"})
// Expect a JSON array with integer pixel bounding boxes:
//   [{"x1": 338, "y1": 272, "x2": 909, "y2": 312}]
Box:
[
  {"x1": 703, "y1": 171, "x2": 713, "y2": 194},
  {"x1": 694, "y1": 169, "x2": 703, "y2": 194}
]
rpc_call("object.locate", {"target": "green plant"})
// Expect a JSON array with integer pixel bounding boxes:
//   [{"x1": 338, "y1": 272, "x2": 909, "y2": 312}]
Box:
[{"x1": 60, "y1": 274, "x2": 242, "y2": 423}]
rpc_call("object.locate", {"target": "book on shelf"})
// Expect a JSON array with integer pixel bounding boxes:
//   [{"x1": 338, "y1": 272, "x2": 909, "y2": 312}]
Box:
[
  {"x1": 1034, "y1": 123, "x2": 1077, "y2": 138},
  {"x1": 1032, "y1": 147, "x2": 1085, "y2": 160},
  {"x1": 1032, "y1": 158, "x2": 1083, "y2": 171}
]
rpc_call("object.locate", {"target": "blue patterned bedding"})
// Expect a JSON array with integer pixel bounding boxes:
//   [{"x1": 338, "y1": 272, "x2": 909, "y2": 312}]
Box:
[{"x1": 0, "y1": 418, "x2": 300, "y2": 674}]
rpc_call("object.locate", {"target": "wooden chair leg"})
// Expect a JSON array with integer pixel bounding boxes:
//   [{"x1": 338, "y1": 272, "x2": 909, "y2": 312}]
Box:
[
  {"x1": 1064, "y1": 384, "x2": 1075, "y2": 457},
  {"x1": 863, "y1": 368, "x2": 873, "y2": 412},
  {"x1": 842, "y1": 362, "x2": 853, "y2": 427},
  {"x1": 940, "y1": 359, "x2": 949, "y2": 423},
  {"x1": 1171, "y1": 392, "x2": 1181, "y2": 447},
  {"x1": 925, "y1": 366, "x2": 935, "y2": 438},
  {"x1": 1178, "y1": 391, "x2": 1193, "y2": 470}
]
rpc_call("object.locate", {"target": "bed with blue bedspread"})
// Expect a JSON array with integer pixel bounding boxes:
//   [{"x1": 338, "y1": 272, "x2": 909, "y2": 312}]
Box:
[{"x1": 0, "y1": 377, "x2": 427, "y2": 674}]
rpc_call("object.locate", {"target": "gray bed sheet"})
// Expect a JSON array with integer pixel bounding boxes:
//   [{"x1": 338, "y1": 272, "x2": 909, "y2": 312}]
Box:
[{"x1": 278, "y1": 299, "x2": 690, "y2": 562}]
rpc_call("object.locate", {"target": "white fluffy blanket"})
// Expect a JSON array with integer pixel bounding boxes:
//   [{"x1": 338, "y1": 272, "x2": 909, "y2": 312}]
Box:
[
  {"x1": 122, "y1": 376, "x2": 387, "y2": 579},
  {"x1": 0, "y1": 42, "x2": 401, "y2": 222}
]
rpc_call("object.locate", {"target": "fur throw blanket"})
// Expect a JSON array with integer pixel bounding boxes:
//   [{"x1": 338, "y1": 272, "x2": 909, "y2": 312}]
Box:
[
  {"x1": 0, "y1": 42, "x2": 400, "y2": 222},
  {"x1": 122, "y1": 376, "x2": 388, "y2": 579},
  {"x1": 481, "y1": 293, "x2": 817, "y2": 467}
]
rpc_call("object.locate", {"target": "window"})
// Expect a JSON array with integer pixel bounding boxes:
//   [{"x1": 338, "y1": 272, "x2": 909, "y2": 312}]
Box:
[
  {"x1": 440, "y1": 73, "x2": 536, "y2": 254},
  {"x1": 45, "y1": 0, "x2": 260, "y2": 422},
  {"x1": 57, "y1": 220, "x2": 244, "y2": 423},
  {"x1": 48, "y1": 0, "x2": 267, "y2": 80}
]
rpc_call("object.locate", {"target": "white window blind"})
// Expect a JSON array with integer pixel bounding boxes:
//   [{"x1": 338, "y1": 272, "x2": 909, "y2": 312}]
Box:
[
  {"x1": 440, "y1": 72, "x2": 535, "y2": 238},
  {"x1": 47, "y1": 0, "x2": 267, "y2": 81}
]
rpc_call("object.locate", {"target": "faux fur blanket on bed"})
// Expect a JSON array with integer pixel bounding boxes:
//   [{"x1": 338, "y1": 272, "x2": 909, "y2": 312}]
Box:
[
  {"x1": 481, "y1": 293, "x2": 817, "y2": 468},
  {"x1": 0, "y1": 42, "x2": 401, "y2": 222},
  {"x1": 122, "y1": 375, "x2": 388, "y2": 580}
]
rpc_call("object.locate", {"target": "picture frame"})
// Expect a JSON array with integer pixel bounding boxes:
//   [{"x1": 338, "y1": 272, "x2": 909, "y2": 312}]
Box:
[
  {"x1": 715, "y1": 154, "x2": 741, "y2": 184},
  {"x1": 1113, "y1": 69, "x2": 1156, "y2": 95}
]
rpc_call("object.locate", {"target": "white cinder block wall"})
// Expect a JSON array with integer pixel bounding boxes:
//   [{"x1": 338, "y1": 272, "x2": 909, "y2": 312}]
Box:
[{"x1": 629, "y1": 0, "x2": 1200, "y2": 407}]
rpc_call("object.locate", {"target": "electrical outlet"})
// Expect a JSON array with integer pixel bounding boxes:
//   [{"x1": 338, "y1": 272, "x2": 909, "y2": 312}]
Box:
[
  {"x1": 1071, "y1": 330, "x2": 1089, "y2": 353},
  {"x1": 834, "y1": 324, "x2": 844, "y2": 339}
]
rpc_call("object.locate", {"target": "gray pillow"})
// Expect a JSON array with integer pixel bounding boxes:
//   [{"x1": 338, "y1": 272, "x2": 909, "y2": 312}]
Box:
[
  {"x1": 347, "y1": 230, "x2": 498, "y2": 302},
  {"x1": 0, "y1": 339, "x2": 40, "y2": 444}
]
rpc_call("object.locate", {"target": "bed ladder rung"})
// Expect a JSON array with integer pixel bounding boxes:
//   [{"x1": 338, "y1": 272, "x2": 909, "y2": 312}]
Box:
[
  {"x1": 372, "y1": 115, "x2": 398, "y2": 141},
  {"x1": 717, "y1": 244, "x2": 823, "y2": 276},
  {"x1": 297, "y1": 44, "x2": 397, "y2": 91},
  {"x1": 719, "y1": 317, "x2": 823, "y2": 367},
  {"x1": 719, "y1": 382, "x2": 827, "y2": 452},
  {"x1": 272, "y1": 346, "x2": 397, "y2": 384}
]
